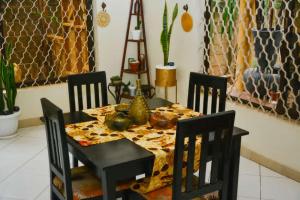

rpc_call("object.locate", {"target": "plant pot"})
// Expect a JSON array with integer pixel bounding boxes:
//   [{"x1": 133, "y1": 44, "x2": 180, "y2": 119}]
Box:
[
  {"x1": 0, "y1": 110, "x2": 21, "y2": 139},
  {"x1": 155, "y1": 65, "x2": 177, "y2": 87},
  {"x1": 132, "y1": 30, "x2": 142, "y2": 40},
  {"x1": 252, "y1": 28, "x2": 283, "y2": 73},
  {"x1": 243, "y1": 67, "x2": 280, "y2": 99},
  {"x1": 129, "y1": 61, "x2": 140, "y2": 72}
]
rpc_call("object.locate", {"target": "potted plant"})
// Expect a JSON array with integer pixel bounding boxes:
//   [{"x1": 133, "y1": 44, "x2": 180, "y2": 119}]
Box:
[
  {"x1": 243, "y1": 0, "x2": 283, "y2": 99},
  {"x1": 128, "y1": 58, "x2": 140, "y2": 72},
  {"x1": 132, "y1": 20, "x2": 142, "y2": 40},
  {"x1": 156, "y1": 1, "x2": 178, "y2": 88},
  {"x1": 0, "y1": 44, "x2": 20, "y2": 138},
  {"x1": 252, "y1": 0, "x2": 283, "y2": 73}
]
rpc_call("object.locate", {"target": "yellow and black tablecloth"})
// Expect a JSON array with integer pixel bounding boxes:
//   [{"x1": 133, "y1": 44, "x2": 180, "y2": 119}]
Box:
[{"x1": 65, "y1": 104, "x2": 202, "y2": 193}]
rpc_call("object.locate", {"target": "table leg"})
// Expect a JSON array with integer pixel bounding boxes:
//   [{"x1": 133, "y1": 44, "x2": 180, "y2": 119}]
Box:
[
  {"x1": 73, "y1": 156, "x2": 78, "y2": 167},
  {"x1": 101, "y1": 169, "x2": 116, "y2": 200},
  {"x1": 228, "y1": 136, "x2": 242, "y2": 200}
]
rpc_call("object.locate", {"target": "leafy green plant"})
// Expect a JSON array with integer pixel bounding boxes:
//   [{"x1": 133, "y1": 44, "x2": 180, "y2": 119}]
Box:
[
  {"x1": 160, "y1": 1, "x2": 178, "y2": 66},
  {"x1": 221, "y1": 0, "x2": 238, "y2": 40},
  {"x1": 0, "y1": 43, "x2": 17, "y2": 115},
  {"x1": 135, "y1": 20, "x2": 142, "y2": 30}
]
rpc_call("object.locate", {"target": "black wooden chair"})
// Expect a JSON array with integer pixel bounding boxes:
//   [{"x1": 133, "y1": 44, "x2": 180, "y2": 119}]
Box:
[
  {"x1": 138, "y1": 110, "x2": 235, "y2": 200},
  {"x1": 68, "y1": 71, "x2": 108, "y2": 166},
  {"x1": 187, "y1": 72, "x2": 227, "y2": 114},
  {"x1": 68, "y1": 71, "x2": 108, "y2": 112},
  {"x1": 41, "y1": 98, "x2": 132, "y2": 200}
]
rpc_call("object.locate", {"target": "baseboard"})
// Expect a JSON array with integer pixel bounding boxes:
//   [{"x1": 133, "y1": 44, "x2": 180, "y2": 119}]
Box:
[
  {"x1": 19, "y1": 117, "x2": 43, "y2": 128},
  {"x1": 241, "y1": 146, "x2": 300, "y2": 183}
]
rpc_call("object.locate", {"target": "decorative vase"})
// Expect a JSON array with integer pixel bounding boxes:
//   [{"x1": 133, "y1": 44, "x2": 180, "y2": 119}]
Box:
[
  {"x1": 128, "y1": 85, "x2": 136, "y2": 97},
  {"x1": 128, "y1": 79, "x2": 149, "y2": 125}
]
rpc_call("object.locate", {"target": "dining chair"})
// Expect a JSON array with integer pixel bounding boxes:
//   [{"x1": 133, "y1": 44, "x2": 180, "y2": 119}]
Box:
[
  {"x1": 187, "y1": 72, "x2": 227, "y2": 114},
  {"x1": 138, "y1": 110, "x2": 235, "y2": 200},
  {"x1": 41, "y1": 98, "x2": 132, "y2": 200},
  {"x1": 68, "y1": 71, "x2": 108, "y2": 167},
  {"x1": 68, "y1": 71, "x2": 108, "y2": 112}
]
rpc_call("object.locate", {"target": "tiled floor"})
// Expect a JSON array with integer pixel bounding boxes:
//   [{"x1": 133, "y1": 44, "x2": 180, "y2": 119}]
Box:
[{"x1": 0, "y1": 126, "x2": 299, "y2": 200}]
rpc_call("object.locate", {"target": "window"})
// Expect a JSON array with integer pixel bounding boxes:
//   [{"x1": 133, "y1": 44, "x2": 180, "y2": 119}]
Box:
[{"x1": 0, "y1": 0, "x2": 95, "y2": 87}]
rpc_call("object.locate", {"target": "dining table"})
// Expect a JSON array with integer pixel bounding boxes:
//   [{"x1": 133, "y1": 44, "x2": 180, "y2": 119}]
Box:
[{"x1": 62, "y1": 98, "x2": 249, "y2": 200}]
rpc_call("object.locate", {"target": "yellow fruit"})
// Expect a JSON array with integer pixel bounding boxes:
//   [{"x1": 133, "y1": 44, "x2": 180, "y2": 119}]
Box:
[{"x1": 181, "y1": 12, "x2": 193, "y2": 32}]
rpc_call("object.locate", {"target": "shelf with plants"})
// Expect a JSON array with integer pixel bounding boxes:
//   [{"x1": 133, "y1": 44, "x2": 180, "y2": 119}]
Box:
[{"x1": 118, "y1": 0, "x2": 154, "y2": 101}]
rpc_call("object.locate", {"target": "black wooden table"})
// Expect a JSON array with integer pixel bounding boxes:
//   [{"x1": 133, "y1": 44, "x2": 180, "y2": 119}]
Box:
[{"x1": 63, "y1": 98, "x2": 248, "y2": 200}]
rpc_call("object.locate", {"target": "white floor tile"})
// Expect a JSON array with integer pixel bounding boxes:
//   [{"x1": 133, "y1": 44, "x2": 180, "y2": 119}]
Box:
[
  {"x1": 0, "y1": 171, "x2": 49, "y2": 200},
  {"x1": 260, "y1": 166, "x2": 284, "y2": 178},
  {"x1": 238, "y1": 175, "x2": 261, "y2": 198},
  {"x1": 239, "y1": 157, "x2": 260, "y2": 176},
  {"x1": 34, "y1": 186, "x2": 50, "y2": 200},
  {"x1": 261, "y1": 176, "x2": 300, "y2": 200},
  {"x1": 18, "y1": 126, "x2": 45, "y2": 139},
  {"x1": 0, "y1": 158, "x2": 27, "y2": 183},
  {"x1": 238, "y1": 196, "x2": 260, "y2": 200}
]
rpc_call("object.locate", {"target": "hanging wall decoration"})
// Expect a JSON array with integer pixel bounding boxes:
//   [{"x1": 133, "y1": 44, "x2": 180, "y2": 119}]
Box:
[
  {"x1": 97, "y1": 2, "x2": 111, "y2": 28},
  {"x1": 181, "y1": 4, "x2": 193, "y2": 32}
]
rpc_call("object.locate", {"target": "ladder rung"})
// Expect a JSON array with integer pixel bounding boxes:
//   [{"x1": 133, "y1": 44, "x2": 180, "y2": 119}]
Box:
[{"x1": 128, "y1": 39, "x2": 144, "y2": 42}]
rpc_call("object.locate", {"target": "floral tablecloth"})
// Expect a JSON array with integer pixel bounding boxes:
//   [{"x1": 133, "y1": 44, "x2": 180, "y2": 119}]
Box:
[{"x1": 65, "y1": 104, "x2": 202, "y2": 193}]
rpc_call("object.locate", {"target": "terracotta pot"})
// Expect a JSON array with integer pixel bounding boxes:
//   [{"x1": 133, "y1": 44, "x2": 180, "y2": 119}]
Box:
[{"x1": 129, "y1": 62, "x2": 140, "y2": 72}]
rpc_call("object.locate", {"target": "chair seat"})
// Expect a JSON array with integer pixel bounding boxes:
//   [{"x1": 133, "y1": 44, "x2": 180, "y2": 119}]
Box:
[
  {"x1": 53, "y1": 166, "x2": 132, "y2": 200},
  {"x1": 140, "y1": 176, "x2": 218, "y2": 200},
  {"x1": 142, "y1": 185, "x2": 216, "y2": 200}
]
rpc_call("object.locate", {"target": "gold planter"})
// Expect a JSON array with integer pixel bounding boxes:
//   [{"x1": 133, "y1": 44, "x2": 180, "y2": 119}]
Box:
[
  {"x1": 155, "y1": 68, "x2": 177, "y2": 87},
  {"x1": 155, "y1": 67, "x2": 177, "y2": 102}
]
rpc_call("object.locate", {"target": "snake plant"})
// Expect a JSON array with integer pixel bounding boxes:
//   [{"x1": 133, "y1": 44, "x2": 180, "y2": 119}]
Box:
[
  {"x1": 161, "y1": 1, "x2": 178, "y2": 66},
  {"x1": 0, "y1": 43, "x2": 17, "y2": 115}
]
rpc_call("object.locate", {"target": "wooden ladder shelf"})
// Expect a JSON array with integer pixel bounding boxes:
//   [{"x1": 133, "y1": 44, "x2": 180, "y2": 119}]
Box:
[{"x1": 118, "y1": 0, "x2": 154, "y2": 101}]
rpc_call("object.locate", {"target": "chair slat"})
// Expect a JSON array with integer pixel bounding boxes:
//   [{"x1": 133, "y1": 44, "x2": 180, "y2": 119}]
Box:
[
  {"x1": 94, "y1": 83, "x2": 100, "y2": 107},
  {"x1": 198, "y1": 133, "x2": 208, "y2": 187},
  {"x1": 195, "y1": 85, "x2": 201, "y2": 112},
  {"x1": 77, "y1": 85, "x2": 83, "y2": 111},
  {"x1": 86, "y1": 84, "x2": 92, "y2": 108},
  {"x1": 186, "y1": 135, "x2": 196, "y2": 192},
  {"x1": 203, "y1": 86, "x2": 209, "y2": 114},
  {"x1": 211, "y1": 88, "x2": 218, "y2": 114},
  {"x1": 210, "y1": 130, "x2": 221, "y2": 183}
]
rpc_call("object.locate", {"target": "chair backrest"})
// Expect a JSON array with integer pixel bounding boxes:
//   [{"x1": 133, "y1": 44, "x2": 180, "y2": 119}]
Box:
[
  {"x1": 41, "y1": 98, "x2": 73, "y2": 200},
  {"x1": 68, "y1": 71, "x2": 108, "y2": 112},
  {"x1": 187, "y1": 72, "x2": 227, "y2": 114},
  {"x1": 172, "y1": 110, "x2": 235, "y2": 200}
]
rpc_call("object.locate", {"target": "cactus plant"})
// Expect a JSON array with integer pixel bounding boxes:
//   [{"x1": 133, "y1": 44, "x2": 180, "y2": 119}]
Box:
[
  {"x1": 0, "y1": 43, "x2": 18, "y2": 115},
  {"x1": 161, "y1": 1, "x2": 178, "y2": 66}
]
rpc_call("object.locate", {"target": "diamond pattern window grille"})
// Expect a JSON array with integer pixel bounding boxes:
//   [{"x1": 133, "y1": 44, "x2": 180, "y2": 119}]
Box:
[
  {"x1": 0, "y1": 0, "x2": 95, "y2": 88},
  {"x1": 202, "y1": 0, "x2": 299, "y2": 120}
]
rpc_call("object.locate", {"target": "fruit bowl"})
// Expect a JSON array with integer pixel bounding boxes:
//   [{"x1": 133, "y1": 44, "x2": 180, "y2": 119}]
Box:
[{"x1": 149, "y1": 112, "x2": 178, "y2": 129}]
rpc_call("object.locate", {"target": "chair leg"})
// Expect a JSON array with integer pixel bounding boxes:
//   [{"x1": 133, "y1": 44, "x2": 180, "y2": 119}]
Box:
[{"x1": 73, "y1": 156, "x2": 78, "y2": 167}]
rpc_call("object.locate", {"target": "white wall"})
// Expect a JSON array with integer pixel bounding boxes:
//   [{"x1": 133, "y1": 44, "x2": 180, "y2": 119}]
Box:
[
  {"x1": 15, "y1": 0, "x2": 300, "y2": 176},
  {"x1": 227, "y1": 102, "x2": 300, "y2": 173}
]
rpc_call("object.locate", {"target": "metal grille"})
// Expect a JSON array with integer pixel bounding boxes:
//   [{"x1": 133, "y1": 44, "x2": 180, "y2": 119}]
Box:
[
  {"x1": 202, "y1": 0, "x2": 299, "y2": 120},
  {"x1": 0, "y1": 0, "x2": 95, "y2": 88}
]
